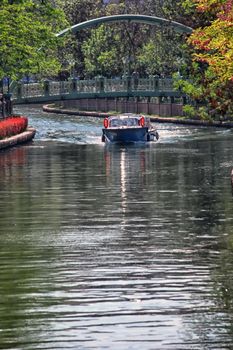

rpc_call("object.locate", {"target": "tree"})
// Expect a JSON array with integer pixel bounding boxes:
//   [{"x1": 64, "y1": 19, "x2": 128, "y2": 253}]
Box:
[
  {"x1": 104, "y1": 0, "x2": 190, "y2": 77},
  {"x1": 60, "y1": 0, "x2": 191, "y2": 78},
  {"x1": 82, "y1": 25, "x2": 121, "y2": 77},
  {"x1": 181, "y1": 0, "x2": 233, "y2": 118},
  {"x1": 59, "y1": 0, "x2": 103, "y2": 77},
  {"x1": 138, "y1": 31, "x2": 187, "y2": 77},
  {"x1": 0, "y1": 0, "x2": 67, "y2": 81}
]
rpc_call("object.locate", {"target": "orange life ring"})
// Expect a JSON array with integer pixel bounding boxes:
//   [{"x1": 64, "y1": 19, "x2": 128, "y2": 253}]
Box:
[
  {"x1": 103, "y1": 118, "x2": 109, "y2": 128},
  {"x1": 139, "y1": 116, "x2": 145, "y2": 127}
]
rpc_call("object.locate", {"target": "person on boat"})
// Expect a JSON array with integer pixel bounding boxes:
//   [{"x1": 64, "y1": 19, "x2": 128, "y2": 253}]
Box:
[
  {"x1": 0, "y1": 93, "x2": 6, "y2": 119},
  {"x1": 4, "y1": 93, "x2": 13, "y2": 116}
]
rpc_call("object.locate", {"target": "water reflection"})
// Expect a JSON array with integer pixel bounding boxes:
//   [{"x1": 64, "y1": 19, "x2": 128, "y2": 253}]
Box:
[
  {"x1": 105, "y1": 145, "x2": 147, "y2": 212},
  {"x1": 1, "y1": 106, "x2": 233, "y2": 349}
]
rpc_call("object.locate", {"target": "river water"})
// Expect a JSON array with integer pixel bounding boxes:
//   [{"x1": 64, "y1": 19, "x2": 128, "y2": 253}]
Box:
[{"x1": 0, "y1": 105, "x2": 233, "y2": 350}]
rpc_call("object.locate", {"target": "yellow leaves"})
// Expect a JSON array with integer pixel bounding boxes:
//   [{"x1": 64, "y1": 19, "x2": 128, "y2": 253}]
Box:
[
  {"x1": 188, "y1": 0, "x2": 233, "y2": 84},
  {"x1": 195, "y1": 0, "x2": 223, "y2": 12},
  {"x1": 185, "y1": 0, "x2": 233, "y2": 115}
]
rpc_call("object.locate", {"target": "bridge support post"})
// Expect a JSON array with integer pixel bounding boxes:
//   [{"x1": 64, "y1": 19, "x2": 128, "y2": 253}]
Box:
[
  {"x1": 16, "y1": 83, "x2": 22, "y2": 100},
  {"x1": 182, "y1": 96, "x2": 187, "y2": 105},
  {"x1": 147, "y1": 97, "x2": 150, "y2": 115},
  {"x1": 43, "y1": 80, "x2": 50, "y2": 97},
  {"x1": 123, "y1": 76, "x2": 131, "y2": 96},
  {"x1": 135, "y1": 97, "x2": 139, "y2": 114},
  {"x1": 72, "y1": 78, "x2": 77, "y2": 93},
  {"x1": 154, "y1": 77, "x2": 159, "y2": 90},
  {"x1": 159, "y1": 96, "x2": 163, "y2": 104},
  {"x1": 158, "y1": 96, "x2": 163, "y2": 116},
  {"x1": 114, "y1": 98, "x2": 117, "y2": 112},
  {"x1": 170, "y1": 96, "x2": 175, "y2": 116},
  {"x1": 96, "y1": 76, "x2": 105, "y2": 93}
]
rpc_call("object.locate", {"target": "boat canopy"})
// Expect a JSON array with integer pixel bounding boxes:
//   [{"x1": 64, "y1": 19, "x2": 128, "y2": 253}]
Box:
[
  {"x1": 110, "y1": 117, "x2": 139, "y2": 127},
  {"x1": 108, "y1": 114, "x2": 151, "y2": 127}
]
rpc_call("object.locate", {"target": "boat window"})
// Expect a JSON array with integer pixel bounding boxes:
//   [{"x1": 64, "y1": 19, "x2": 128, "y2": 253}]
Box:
[
  {"x1": 127, "y1": 118, "x2": 138, "y2": 126},
  {"x1": 110, "y1": 117, "x2": 139, "y2": 127},
  {"x1": 110, "y1": 119, "x2": 119, "y2": 127}
]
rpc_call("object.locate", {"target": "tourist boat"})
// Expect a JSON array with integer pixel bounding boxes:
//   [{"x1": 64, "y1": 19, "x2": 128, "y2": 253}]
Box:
[{"x1": 102, "y1": 114, "x2": 159, "y2": 144}]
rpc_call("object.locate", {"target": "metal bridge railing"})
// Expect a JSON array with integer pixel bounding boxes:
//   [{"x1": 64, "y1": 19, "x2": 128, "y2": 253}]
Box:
[
  {"x1": 77, "y1": 79, "x2": 97, "y2": 93},
  {"x1": 11, "y1": 77, "x2": 183, "y2": 103},
  {"x1": 104, "y1": 78, "x2": 128, "y2": 93}
]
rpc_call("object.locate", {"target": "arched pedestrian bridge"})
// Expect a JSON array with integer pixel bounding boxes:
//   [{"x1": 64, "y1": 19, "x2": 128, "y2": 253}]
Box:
[{"x1": 56, "y1": 14, "x2": 192, "y2": 37}]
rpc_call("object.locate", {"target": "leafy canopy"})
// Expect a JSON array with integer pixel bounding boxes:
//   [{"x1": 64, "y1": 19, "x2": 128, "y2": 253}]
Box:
[
  {"x1": 182, "y1": 0, "x2": 233, "y2": 117},
  {"x1": 0, "y1": 0, "x2": 67, "y2": 80},
  {"x1": 60, "y1": 0, "x2": 190, "y2": 78},
  {"x1": 189, "y1": 0, "x2": 233, "y2": 82}
]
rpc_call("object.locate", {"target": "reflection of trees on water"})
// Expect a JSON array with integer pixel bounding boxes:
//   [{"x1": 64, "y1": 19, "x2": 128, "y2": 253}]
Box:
[
  {"x1": 0, "y1": 146, "x2": 59, "y2": 346},
  {"x1": 213, "y1": 249, "x2": 233, "y2": 310},
  {"x1": 103, "y1": 140, "x2": 228, "y2": 250},
  {"x1": 1, "y1": 132, "x2": 233, "y2": 348},
  {"x1": 103, "y1": 138, "x2": 233, "y2": 347},
  {"x1": 183, "y1": 246, "x2": 233, "y2": 347}
]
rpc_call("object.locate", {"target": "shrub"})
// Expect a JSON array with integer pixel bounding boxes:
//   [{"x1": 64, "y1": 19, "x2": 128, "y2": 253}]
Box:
[
  {"x1": 197, "y1": 106, "x2": 212, "y2": 121},
  {"x1": 0, "y1": 116, "x2": 28, "y2": 140},
  {"x1": 183, "y1": 105, "x2": 196, "y2": 119}
]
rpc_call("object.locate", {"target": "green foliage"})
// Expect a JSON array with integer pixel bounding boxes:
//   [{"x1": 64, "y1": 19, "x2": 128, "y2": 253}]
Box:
[
  {"x1": 198, "y1": 106, "x2": 213, "y2": 120},
  {"x1": 138, "y1": 33, "x2": 187, "y2": 76},
  {"x1": 182, "y1": 104, "x2": 196, "y2": 118},
  {"x1": 59, "y1": 0, "x2": 102, "y2": 24},
  {"x1": 0, "y1": 0, "x2": 67, "y2": 80},
  {"x1": 58, "y1": 0, "x2": 103, "y2": 76},
  {"x1": 183, "y1": 0, "x2": 233, "y2": 118},
  {"x1": 138, "y1": 39, "x2": 164, "y2": 76},
  {"x1": 82, "y1": 25, "x2": 120, "y2": 77},
  {"x1": 173, "y1": 71, "x2": 203, "y2": 98},
  {"x1": 60, "y1": 0, "x2": 191, "y2": 78}
]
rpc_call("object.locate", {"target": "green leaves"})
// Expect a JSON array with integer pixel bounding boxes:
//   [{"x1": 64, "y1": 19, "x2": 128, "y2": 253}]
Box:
[
  {"x1": 61, "y1": 0, "x2": 191, "y2": 78},
  {"x1": 0, "y1": 0, "x2": 67, "y2": 80},
  {"x1": 82, "y1": 25, "x2": 120, "y2": 77}
]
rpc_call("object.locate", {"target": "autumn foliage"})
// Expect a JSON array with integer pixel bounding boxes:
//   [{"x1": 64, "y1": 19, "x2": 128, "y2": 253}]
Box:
[
  {"x1": 0, "y1": 116, "x2": 28, "y2": 140},
  {"x1": 183, "y1": 0, "x2": 233, "y2": 118},
  {"x1": 189, "y1": 0, "x2": 233, "y2": 79}
]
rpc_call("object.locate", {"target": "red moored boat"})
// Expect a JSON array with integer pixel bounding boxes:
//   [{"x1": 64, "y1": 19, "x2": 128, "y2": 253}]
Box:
[{"x1": 0, "y1": 115, "x2": 36, "y2": 150}]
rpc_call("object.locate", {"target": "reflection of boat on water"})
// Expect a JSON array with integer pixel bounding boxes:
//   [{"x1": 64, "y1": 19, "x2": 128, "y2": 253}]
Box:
[
  {"x1": 104, "y1": 146, "x2": 147, "y2": 222},
  {"x1": 102, "y1": 114, "x2": 159, "y2": 144}
]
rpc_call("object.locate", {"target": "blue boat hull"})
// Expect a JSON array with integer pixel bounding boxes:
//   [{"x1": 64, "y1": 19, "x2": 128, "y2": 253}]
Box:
[{"x1": 102, "y1": 127, "x2": 151, "y2": 143}]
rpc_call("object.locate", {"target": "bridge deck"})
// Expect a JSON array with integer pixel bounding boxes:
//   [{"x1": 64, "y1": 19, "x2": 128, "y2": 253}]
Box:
[{"x1": 11, "y1": 77, "x2": 186, "y2": 104}]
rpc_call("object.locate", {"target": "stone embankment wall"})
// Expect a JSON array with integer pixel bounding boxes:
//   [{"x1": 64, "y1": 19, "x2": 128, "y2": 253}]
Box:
[
  {"x1": 43, "y1": 100, "x2": 233, "y2": 129},
  {"x1": 57, "y1": 98, "x2": 183, "y2": 117}
]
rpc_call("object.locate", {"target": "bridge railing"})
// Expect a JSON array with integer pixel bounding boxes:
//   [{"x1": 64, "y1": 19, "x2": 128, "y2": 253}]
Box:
[
  {"x1": 77, "y1": 79, "x2": 97, "y2": 93},
  {"x1": 104, "y1": 78, "x2": 127, "y2": 92},
  {"x1": 19, "y1": 82, "x2": 44, "y2": 98},
  {"x1": 49, "y1": 81, "x2": 71, "y2": 95},
  {"x1": 11, "y1": 76, "x2": 182, "y2": 103}
]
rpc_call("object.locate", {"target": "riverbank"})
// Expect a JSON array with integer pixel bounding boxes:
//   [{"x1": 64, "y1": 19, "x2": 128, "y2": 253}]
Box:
[
  {"x1": 0, "y1": 128, "x2": 36, "y2": 150},
  {"x1": 43, "y1": 104, "x2": 233, "y2": 129}
]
